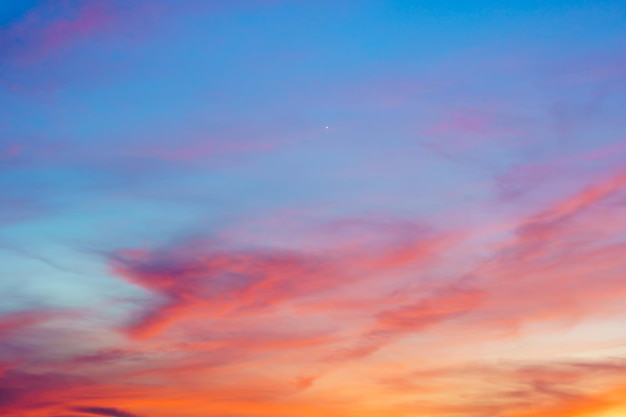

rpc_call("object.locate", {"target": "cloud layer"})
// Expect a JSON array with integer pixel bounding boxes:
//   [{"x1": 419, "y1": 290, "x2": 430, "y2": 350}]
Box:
[{"x1": 2, "y1": 1, "x2": 626, "y2": 416}]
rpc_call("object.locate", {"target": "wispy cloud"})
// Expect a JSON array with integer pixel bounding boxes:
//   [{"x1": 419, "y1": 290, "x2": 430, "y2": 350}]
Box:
[{"x1": 71, "y1": 406, "x2": 141, "y2": 417}]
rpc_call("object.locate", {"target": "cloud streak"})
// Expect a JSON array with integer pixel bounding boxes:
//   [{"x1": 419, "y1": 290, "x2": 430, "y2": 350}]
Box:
[{"x1": 72, "y1": 406, "x2": 141, "y2": 417}]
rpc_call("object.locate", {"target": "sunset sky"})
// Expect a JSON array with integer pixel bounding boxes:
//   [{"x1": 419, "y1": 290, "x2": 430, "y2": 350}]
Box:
[{"x1": 1, "y1": 1, "x2": 626, "y2": 416}]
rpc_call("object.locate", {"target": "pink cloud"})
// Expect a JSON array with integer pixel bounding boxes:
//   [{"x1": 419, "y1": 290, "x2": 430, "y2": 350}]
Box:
[
  {"x1": 104, "y1": 167, "x2": 626, "y2": 376},
  {"x1": 0, "y1": 310, "x2": 49, "y2": 335},
  {"x1": 0, "y1": 0, "x2": 284, "y2": 68},
  {"x1": 2, "y1": 145, "x2": 24, "y2": 158},
  {"x1": 107, "y1": 219, "x2": 461, "y2": 341},
  {"x1": 1, "y1": 1, "x2": 119, "y2": 65}
]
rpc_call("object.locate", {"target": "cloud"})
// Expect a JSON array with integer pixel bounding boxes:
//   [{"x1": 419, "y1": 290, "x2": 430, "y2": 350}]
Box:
[
  {"x1": 296, "y1": 167, "x2": 626, "y2": 385},
  {"x1": 2, "y1": 187, "x2": 626, "y2": 415},
  {"x1": 542, "y1": 52, "x2": 626, "y2": 143},
  {"x1": 2, "y1": 166, "x2": 626, "y2": 415},
  {"x1": 373, "y1": 283, "x2": 484, "y2": 333},
  {"x1": 0, "y1": 369, "x2": 93, "y2": 414},
  {"x1": 107, "y1": 220, "x2": 456, "y2": 340},
  {"x1": 102, "y1": 167, "x2": 626, "y2": 386},
  {"x1": 0, "y1": 1, "x2": 120, "y2": 65},
  {"x1": 109, "y1": 245, "x2": 335, "y2": 339},
  {"x1": 0, "y1": 310, "x2": 52, "y2": 335},
  {"x1": 71, "y1": 406, "x2": 141, "y2": 417},
  {"x1": 387, "y1": 358, "x2": 626, "y2": 417},
  {"x1": 0, "y1": 0, "x2": 284, "y2": 69},
  {"x1": 425, "y1": 109, "x2": 522, "y2": 148}
]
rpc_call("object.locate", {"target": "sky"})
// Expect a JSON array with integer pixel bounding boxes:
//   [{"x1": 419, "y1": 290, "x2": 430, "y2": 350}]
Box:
[{"x1": 1, "y1": 1, "x2": 626, "y2": 416}]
